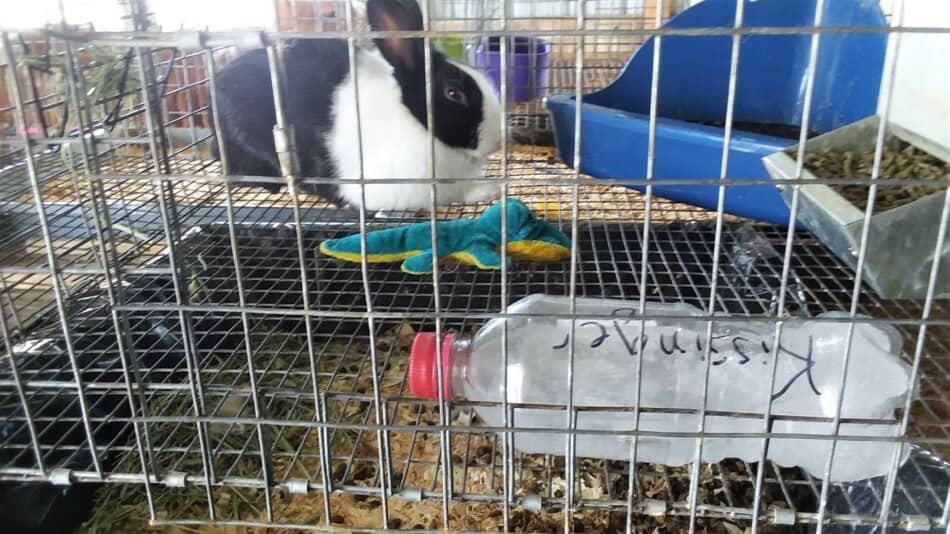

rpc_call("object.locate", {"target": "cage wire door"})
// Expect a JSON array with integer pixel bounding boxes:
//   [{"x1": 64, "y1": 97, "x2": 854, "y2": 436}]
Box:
[{"x1": 0, "y1": 0, "x2": 948, "y2": 532}]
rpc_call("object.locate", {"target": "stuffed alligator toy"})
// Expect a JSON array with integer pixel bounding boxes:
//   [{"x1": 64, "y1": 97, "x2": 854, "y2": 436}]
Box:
[{"x1": 319, "y1": 198, "x2": 571, "y2": 274}]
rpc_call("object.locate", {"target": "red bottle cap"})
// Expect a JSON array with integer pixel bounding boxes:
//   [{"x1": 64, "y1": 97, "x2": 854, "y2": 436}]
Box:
[{"x1": 409, "y1": 332, "x2": 455, "y2": 399}]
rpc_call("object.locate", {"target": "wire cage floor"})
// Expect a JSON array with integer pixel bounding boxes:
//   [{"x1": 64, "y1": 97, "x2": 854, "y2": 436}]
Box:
[{"x1": 0, "y1": 144, "x2": 948, "y2": 531}]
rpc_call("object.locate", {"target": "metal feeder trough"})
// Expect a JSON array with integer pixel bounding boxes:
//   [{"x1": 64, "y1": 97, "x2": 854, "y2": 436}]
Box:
[{"x1": 763, "y1": 115, "x2": 949, "y2": 300}]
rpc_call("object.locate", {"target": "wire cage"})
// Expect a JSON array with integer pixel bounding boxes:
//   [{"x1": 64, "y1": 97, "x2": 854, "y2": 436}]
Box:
[{"x1": 0, "y1": 0, "x2": 948, "y2": 532}]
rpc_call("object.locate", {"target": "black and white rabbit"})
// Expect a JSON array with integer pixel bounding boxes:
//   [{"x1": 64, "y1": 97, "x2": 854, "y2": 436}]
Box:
[{"x1": 211, "y1": 0, "x2": 502, "y2": 211}]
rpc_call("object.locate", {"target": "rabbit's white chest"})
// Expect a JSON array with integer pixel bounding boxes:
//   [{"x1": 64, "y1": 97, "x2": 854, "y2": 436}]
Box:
[{"x1": 327, "y1": 52, "x2": 496, "y2": 210}]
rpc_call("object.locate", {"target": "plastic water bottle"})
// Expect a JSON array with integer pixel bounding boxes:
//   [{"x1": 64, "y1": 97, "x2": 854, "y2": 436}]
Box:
[{"x1": 408, "y1": 294, "x2": 914, "y2": 482}]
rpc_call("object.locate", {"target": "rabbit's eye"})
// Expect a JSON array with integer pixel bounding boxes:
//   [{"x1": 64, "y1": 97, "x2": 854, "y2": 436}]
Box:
[{"x1": 444, "y1": 85, "x2": 468, "y2": 107}]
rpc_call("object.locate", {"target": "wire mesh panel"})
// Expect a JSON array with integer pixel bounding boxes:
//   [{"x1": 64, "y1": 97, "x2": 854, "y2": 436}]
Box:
[{"x1": 0, "y1": 0, "x2": 948, "y2": 532}]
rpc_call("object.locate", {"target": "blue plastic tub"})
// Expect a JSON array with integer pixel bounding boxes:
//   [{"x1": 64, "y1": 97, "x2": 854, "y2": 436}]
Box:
[{"x1": 544, "y1": 0, "x2": 887, "y2": 227}]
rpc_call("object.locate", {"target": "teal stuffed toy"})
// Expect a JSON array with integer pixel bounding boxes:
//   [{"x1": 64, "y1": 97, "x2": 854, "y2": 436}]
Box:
[{"x1": 319, "y1": 198, "x2": 572, "y2": 274}]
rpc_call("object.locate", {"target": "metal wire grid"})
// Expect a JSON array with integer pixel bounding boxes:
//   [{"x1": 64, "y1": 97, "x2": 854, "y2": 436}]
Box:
[
  {"x1": 0, "y1": 0, "x2": 948, "y2": 531},
  {"x1": 1, "y1": 214, "x2": 949, "y2": 528},
  {"x1": 0, "y1": 33, "x2": 627, "y2": 327},
  {"x1": 0, "y1": 35, "x2": 239, "y2": 335}
]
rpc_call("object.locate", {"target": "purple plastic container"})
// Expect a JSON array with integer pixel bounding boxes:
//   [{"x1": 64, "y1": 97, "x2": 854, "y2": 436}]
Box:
[{"x1": 474, "y1": 37, "x2": 551, "y2": 102}]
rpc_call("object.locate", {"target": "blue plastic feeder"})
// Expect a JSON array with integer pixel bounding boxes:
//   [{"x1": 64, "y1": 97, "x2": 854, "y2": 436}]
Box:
[{"x1": 544, "y1": 0, "x2": 887, "y2": 227}]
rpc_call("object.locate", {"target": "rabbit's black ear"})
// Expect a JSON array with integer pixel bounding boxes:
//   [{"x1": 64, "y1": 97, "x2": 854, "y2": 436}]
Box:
[{"x1": 367, "y1": 0, "x2": 424, "y2": 72}]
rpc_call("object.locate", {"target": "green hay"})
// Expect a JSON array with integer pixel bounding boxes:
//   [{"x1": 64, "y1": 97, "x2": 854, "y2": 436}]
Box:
[{"x1": 20, "y1": 47, "x2": 139, "y2": 129}]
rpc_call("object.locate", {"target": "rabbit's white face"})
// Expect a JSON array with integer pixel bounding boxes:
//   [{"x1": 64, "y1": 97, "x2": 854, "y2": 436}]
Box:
[{"x1": 328, "y1": 51, "x2": 501, "y2": 210}]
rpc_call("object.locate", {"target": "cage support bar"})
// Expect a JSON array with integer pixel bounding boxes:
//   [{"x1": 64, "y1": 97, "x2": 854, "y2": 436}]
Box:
[
  {"x1": 498, "y1": 0, "x2": 513, "y2": 529},
  {"x1": 344, "y1": 0, "x2": 392, "y2": 524},
  {"x1": 565, "y1": 0, "x2": 586, "y2": 526},
  {"x1": 206, "y1": 47, "x2": 276, "y2": 523},
  {"x1": 751, "y1": 0, "x2": 827, "y2": 531},
  {"x1": 31, "y1": 25, "x2": 950, "y2": 50},
  {"x1": 132, "y1": 25, "x2": 219, "y2": 516},
  {"x1": 266, "y1": 31, "x2": 332, "y2": 521},
  {"x1": 1, "y1": 31, "x2": 104, "y2": 478},
  {"x1": 687, "y1": 1, "x2": 745, "y2": 531},
  {"x1": 813, "y1": 0, "x2": 911, "y2": 529},
  {"x1": 62, "y1": 33, "x2": 160, "y2": 517},
  {"x1": 103, "y1": 301, "x2": 950, "y2": 328},
  {"x1": 627, "y1": 0, "x2": 665, "y2": 530}
]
